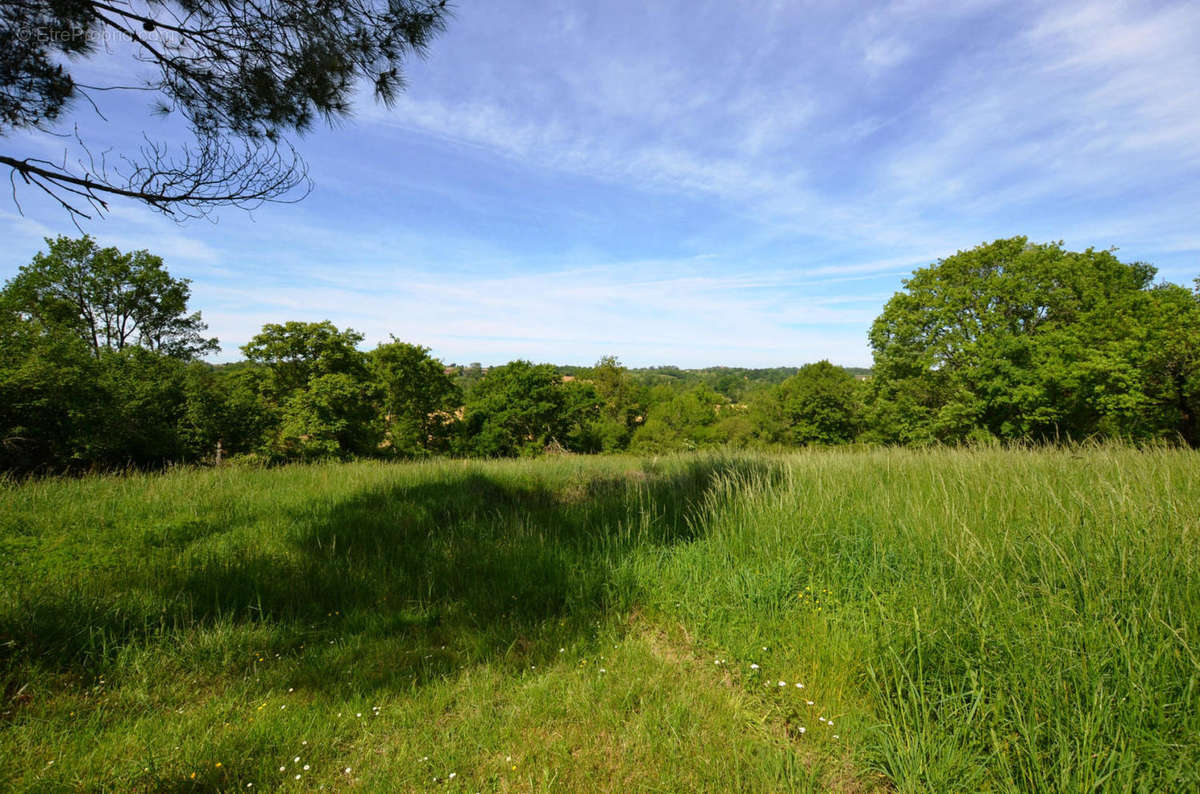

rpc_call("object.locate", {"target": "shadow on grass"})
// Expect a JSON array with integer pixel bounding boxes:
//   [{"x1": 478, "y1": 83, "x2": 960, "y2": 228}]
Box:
[{"x1": 2, "y1": 455, "x2": 783, "y2": 694}]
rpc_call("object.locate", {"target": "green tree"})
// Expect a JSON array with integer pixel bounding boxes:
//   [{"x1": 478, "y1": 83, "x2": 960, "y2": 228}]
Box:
[
  {"x1": 2, "y1": 1, "x2": 448, "y2": 218},
  {"x1": 2, "y1": 235, "x2": 218, "y2": 359},
  {"x1": 278, "y1": 373, "x2": 381, "y2": 459},
  {"x1": 765, "y1": 361, "x2": 861, "y2": 446},
  {"x1": 458, "y1": 360, "x2": 596, "y2": 457},
  {"x1": 179, "y1": 364, "x2": 275, "y2": 460},
  {"x1": 89, "y1": 347, "x2": 190, "y2": 466},
  {"x1": 241, "y1": 320, "x2": 377, "y2": 459},
  {"x1": 630, "y1": 384, "x2": 729, "y2": 453},
  {"x1": 583, "y1": 355, "x2": 644, "y2": 452},
  {"x1": 241, "y1": 321, "x2": 368, "y2": 397},
  {"x1": 370, "y1": 338, "x2": 461, "y2": 456},
  {"x1": 0, "y1": 307, "x2": 101, "y2": 471},
  {"x1": 867, "y1": 237, "x2": 1200, "y2": 444}
]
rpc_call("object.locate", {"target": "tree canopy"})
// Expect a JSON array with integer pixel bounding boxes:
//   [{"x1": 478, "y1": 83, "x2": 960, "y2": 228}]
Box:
[
  {"x1": 371, "y1": 338, "x2": 460, "y2": 456},
  {"x1": 867, "y1": 237, "x2": 1200, "y2": 445},
  {"x1": 458, "y1": 361, "x2": 596, "y2": 457},
  {"x1": 4, "y1": 233, "x2": 1198, "y2": 473},
  {"x1": 753, "y1": 360, "x2": 862, "y2": 446},
  {"x1": 1, "y1": 0, "x2": 449, "y2": 219},
  {"x1": 1, "y1": 234, "x2": 217, "y2": 359}
]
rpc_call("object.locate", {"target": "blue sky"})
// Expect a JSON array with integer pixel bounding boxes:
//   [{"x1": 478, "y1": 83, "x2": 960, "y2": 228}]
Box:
[{"x1": 3, "y1": 0, "x2": 1199, "y2": 367}]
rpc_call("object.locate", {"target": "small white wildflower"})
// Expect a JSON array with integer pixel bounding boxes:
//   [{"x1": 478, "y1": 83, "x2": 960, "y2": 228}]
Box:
[
  {"x1": 795, "y1": 683, "x2": 803, "y2": 688},
  {"x1": 750, "y1": 663, "x2": 759, "y2": 670},
  {"x1": 280, "y1": 705, "x2": 286, "y2": 710},
  {"x1": 449, "y1": 772, "x2": 457, "y2": 779},
  {"x1": 295, "y1": 774, "x2": 302, "y2": 780},
  {"x1": 356, "y1": 712, "x2": 362, "y2": 717},
  {"x1": 798, "y1": 726, "x2": 806, "y2": 734},
  {"x1": 302, "y1": 741, "x2": 308, "y2": 746},
  {"x1": 818, "y1": 717, "x2": 826, "y2": 723},
  {"x1": 303, "y1": 765, "x2": 310, "y2": 771},
  {"x1": 833, "y1": 734, "x2": 839, "y2": 739},
  {"x1": 344, "y1": 767, "x2": 352, "y2": 774},
  {"x1": 559, "y1": 648, "x2": 565, "y2": 653},
  {"x1": 599, "y1": 668, "x2": 607, "y2": 673},
  {"x1": 778, "y1": 681, "x2": 787, "y2": 687},
  {"x1": 288, "y1": 687, "x2": 294, "y2": 692},
  {"x1": 247, "y1": 784, "x2": 253, "y2": 788},
  {"x1": 294, "y1": 757, "x2": 301, "y2": 763},
  {"x1": 279, "y1": 767, "x2": 286, "y2": 772},
  {"x1": 806, "y1": 700, "x2": 814, "y2": 706}
]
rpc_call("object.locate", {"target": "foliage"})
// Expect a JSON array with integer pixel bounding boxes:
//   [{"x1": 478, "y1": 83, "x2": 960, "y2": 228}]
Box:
[
  {"x1": 1, "y1": 235, "x2": 217, "y2": 359},
  {"x1": 241, "y1": 320, "x2": 368, "y2": 397},
  {"x1": 1, "y1": 0, "x2": 449, "y2": 218},
  {"x1": 0, "y1": 236, "x2": 215, "y2": 471},
  {"x1": 179, "y1": 364, "x2": 276, "y2": 460},
  {"x1": 4, "y1": 234, "x2": 1198, "y2": 472},
  {"x1": 867, "y1": 237, "x2": 1200, "y2": 444},
  {"x1": 581, "y1": 356, "x2": 645, "y2": 452},
  {"x1": 277, "y1": 372, "x2": 381, "y2": 459},
  {"x1": 240, "y1": 321, "x2": 380, "y2": 459},
  {"x1": 370, "y1": 338, "x2": 460, "y2": 457},
  {"x1": 88, "y1": 346, "x2": 191, "y2": 466},
  {"x1": 458, "y1": 360, "x2": 598, "y2": 457},
  {"x1": 0, "y1": 306, "x2": 101, "y2": 471},
  {"x1": 630, "y1": 384, "x2": 731, "y2": 453},
  {"x1": 761, "y1": 360, "x2": 862, "y2": 445}
]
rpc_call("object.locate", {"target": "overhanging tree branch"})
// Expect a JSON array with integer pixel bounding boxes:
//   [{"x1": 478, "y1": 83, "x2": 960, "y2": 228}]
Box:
[{"x1": 0, "y1": 0, "x2": 449, "y2": 220}]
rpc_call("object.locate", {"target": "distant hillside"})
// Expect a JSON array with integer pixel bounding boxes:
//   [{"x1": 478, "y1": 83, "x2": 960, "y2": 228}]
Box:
[{"x1": 557, "y1": 363, "x2": 873, "y2": 401}]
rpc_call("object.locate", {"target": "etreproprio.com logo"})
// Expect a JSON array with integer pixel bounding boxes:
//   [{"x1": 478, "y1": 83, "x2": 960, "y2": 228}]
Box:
[{"x1": 14, "y1": 24, "x2": 181, "y2": 46}]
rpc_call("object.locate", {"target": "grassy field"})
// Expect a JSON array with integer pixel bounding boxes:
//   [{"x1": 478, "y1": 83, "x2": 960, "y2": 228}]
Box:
[{"x1": 2, "y1": 447, "x2": 1198, "y2": 792}]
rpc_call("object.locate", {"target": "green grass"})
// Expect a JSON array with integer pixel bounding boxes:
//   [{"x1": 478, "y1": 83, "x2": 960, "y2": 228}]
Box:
[{"x1": 2, "y1": 447, "x2": 1198, "y2": 791}]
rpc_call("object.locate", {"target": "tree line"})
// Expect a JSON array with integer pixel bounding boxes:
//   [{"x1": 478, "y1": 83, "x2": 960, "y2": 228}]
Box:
[{"x1": 2, "y1": 235, "x2": 1198, "y2": 473}]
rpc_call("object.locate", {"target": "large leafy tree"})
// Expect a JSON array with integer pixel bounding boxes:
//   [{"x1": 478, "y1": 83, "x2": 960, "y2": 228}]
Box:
[
  {"x1": 179, "y1": 363, "x2": 275, "y2": 460},
  {"x1": 241, "y1": 320, "x2": 368, "y2": 397},
  {"x1": 1, "y1": 0, "x2": 448, "y2": 219},
  {"x1": 1, "y1": 235, "x2": 220, "y2": 470},
  {"x1": 458, "y1": 360, "x2": 596, "y2": 457},
  {"x1": 582, "y1": 355, "x2": 644, "y2": 452},
  {"x1": 629, "y1": 384, "x2": 731, "y2": 453},
  {"x1": 370, "y1": 338, "x2": 460, "y2": 456},
  {"x1": 0, "y1": 306, "x2": 102, "y2": 471},
  {"x1": 241, "y1": 320, "x2": 378, "y2": 458},
  {"x1": 753, "y1": 360, "x2": 861, "y2": 446},
  {"x1": 277, "y1": 372, "x2": 380, "y2": 459},
  {"x1": 1, "y1": 234, "x2": 218, "y2": 359},
  {"x1": 867, "y1": 237, "x2": 1200, "y2": 444}
]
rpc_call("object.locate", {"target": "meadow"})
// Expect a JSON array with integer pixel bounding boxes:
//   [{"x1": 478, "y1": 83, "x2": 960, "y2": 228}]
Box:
[{"x1": 1, "y1": 447, "x2": 1198, "y2": 792}]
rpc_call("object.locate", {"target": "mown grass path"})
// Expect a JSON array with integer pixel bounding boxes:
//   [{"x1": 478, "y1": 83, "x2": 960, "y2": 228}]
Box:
[{"x1": 2, "y1": 448, "x2": 1197, "y2": 791}]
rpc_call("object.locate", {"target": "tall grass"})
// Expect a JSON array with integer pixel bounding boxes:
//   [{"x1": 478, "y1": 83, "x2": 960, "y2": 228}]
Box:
[
  {"x1": 2, "y1": 446, "x2": 1197, "y2": 791},
  {"x1": 631, "y1": 445, "x2": 1200, "y2": 791}
]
